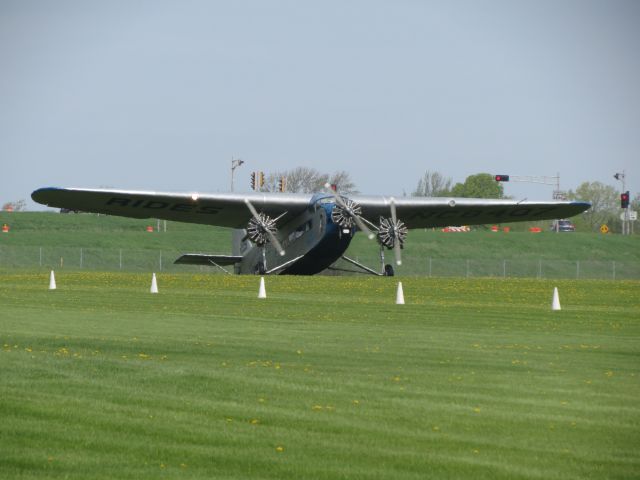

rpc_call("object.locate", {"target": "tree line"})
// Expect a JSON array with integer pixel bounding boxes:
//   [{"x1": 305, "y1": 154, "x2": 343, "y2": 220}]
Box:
[{"x1": 4, "y1": 168, "x2": 638, "y2": 233}]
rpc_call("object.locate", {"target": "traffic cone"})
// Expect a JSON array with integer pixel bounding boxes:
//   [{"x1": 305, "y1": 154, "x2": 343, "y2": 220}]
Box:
[
  {"x1": 150, "y1": 273, "x2": 158, "y2": 294},
  {"x1": 258, "y1": 276, "x2": 267, "y2": 299},
  {"x1": 49, "y1": 270, "x2": 56, "y2": 290},
  {"x1": 396, "y1": 282, "x2": 405, "y2": 305},
  {"x1": 552, "y1": 287, "x2": 561, "y2": 311}
]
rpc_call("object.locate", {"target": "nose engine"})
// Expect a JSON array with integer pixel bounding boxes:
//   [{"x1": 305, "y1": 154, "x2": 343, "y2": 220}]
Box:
[{"x1": 330, "y1": 198, "x2": 362, "y2": 229}]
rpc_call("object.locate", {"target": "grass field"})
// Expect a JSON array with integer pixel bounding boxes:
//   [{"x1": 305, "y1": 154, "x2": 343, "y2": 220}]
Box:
[
  {"x1": 2, "y1": 212, "x2": 639, "y2": 278},
  {"x1": 1, "y1": 272, "x2": 638, "y2": 479}
]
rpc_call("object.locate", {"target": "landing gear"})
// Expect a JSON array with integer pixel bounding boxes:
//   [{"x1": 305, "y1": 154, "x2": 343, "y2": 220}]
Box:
[{"x1": 384, "y1": 264, "x2": 395, "y2": 277}]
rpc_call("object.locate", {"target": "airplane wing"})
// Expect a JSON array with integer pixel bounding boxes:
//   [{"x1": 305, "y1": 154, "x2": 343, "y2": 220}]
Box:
[
  {"x1": 31, "y1": 187, "x2": 311, "y2": 228},
  {"x1": 352, "y1": 196, "x2": 590, "y2": 229},
  {"x1": 32, "y1": 187, "x2": 589, "y2": 230}
]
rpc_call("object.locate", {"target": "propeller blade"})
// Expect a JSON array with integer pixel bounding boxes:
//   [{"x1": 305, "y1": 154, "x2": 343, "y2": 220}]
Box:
[
  {"x1": 266, "y1": 229, "x2": 286, "y2": 256},
  {"x1": 324, "y1": 184, "x2": 375, "y2": 240},
  {"x1": 390, "y1": 197, "x2": 402, "y2": 266},
  {"x1": 244, "y1": 199, "x2": 285, "y2": 256}
]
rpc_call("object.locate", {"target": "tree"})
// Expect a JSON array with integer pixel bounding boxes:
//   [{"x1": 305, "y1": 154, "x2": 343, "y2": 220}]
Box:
[
  {"x1": 450, "y1": 173, "x2": 503, "y2": 199},
  {"x1": 567, "y1": 181, "x2": 618, "y2": 231},
  {"x1": 261, "y1": 168, "x2": 358, "y2": 194},
  {"x1": 2, "y1": 200, "x2": 27, "y2": 211},
  {"x1": 412, "y1": 171, "x2": 452, "y2": 197},
  {"x1": 327, "y1": 170, "x2": 358, "y2": 194}
]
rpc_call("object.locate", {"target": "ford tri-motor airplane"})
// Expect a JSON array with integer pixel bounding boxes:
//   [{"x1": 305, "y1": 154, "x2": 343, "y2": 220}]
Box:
[{"x1": 32, "y1": 186, "x2": 590, "y2": 276}]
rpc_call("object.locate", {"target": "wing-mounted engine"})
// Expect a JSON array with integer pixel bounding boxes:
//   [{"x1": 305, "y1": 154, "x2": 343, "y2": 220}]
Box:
[
  {"x1": 247, "y1": 212, "x2": 278, "y2": 247},
  {"x1": 377, "y1": 216, "x2": 408, "y2": 250}
]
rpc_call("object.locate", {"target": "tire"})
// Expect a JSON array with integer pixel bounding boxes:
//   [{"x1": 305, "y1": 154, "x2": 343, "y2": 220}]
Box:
[{"x1": 384, "y1": 264, "x2": 395, "y2": 277}]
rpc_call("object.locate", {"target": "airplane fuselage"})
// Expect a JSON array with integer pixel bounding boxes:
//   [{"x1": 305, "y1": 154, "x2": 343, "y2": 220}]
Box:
[{"x1": 234, "y1": 196, "x2": 355, "y2": 275}]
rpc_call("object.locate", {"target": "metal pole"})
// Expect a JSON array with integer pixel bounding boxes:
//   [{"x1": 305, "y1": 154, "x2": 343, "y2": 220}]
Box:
[
  {"x1": 159, "y1": 251, "x2": 163, "y2": 271},
  {"x1": 231, "y1": 157, "x2": 244, "y2": 192},
  {"x1": 612, "y1": 260, "x2": 616, "y2": 280},
  {"x1": 538, "y1": 259, "x2": 542, "y2": 279}
]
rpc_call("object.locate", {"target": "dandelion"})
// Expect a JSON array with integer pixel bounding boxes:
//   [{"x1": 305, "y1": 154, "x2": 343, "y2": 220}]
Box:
[
  {"x1": 275, "y1": 446, "x2": 284, "y2": 453},
  {"x1": 250, "y1": 418, "x2": 259, "y2": 425}
]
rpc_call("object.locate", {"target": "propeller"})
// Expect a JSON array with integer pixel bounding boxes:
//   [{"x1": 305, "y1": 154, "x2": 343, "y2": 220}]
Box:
[
  {"x1": 324, "y1": 183, "x2": 375, "y2": 240},
  {"x1": 244, "y1": 199, "x2": 285, "y2": 256},
  {"x1": 377, "y1": 198, "x2": 407, "y2": 266},
  {"x1": 389, "y1": 197, "x2": 406, "y2": 266}
]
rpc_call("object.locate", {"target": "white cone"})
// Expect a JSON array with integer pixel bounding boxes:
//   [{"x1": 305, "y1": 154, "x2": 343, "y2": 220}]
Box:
[
  {"x1": 150, "y1": 273, "x2": 158, "y2": 294},
  {"x1": 258, "y1": 276, "x2": 267, "y2": 299},
  {"x1": 49, "y1": 270, "x2": 56, "y2": 290},
  {"x1": 552, "y1": 287, "x2": 561, "y2": 311},
  {"x1": 396, "y1": 282, "x2": 405, "y2": 305}
]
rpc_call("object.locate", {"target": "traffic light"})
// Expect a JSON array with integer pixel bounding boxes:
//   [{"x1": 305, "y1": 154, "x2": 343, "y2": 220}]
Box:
[
  {"x1": 258, "y1": 171, "x2": 265, "y2": 188},
  {"x1": 278, "y1": 177, "x2": 286, "y2": 192},
  {"x1": 494, "y1": 175, "x2": 510, "y2": 182},
  {"x1": 250, "y1": 172, "x2": 256, "y2": 190},
  {"x1": 621, "y1": 191, "x2": 630, "y2": 208}
]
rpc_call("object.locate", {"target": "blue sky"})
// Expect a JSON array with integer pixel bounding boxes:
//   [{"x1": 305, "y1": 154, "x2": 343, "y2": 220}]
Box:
[{"x1": 2, "y1": 0, "x2": 638, "y2": 208}]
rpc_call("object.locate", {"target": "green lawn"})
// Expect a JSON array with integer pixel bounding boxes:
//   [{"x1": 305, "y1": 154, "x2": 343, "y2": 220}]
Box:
[
  {"x1": 1, "y1": 273, "x2": 638, "y2": 479},
  {"x1": 2, "y1": 212, "x2": 639, "y2": 278}
]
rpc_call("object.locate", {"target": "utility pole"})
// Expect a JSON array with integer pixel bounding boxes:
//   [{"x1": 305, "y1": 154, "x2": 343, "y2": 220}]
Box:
[{"x1": 230, "y1": 157, "x2": 244, "y2": 192}]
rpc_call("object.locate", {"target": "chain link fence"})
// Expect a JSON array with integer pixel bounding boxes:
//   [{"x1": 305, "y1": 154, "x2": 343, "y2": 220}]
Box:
[{"x1": 1, "y1": 245, "x2": 638, "y2": 280}]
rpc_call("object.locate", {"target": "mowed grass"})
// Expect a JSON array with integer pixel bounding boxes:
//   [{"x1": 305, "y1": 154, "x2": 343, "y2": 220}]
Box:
[{"x1": 0, "y1": 273, "x2": 638, "y2": 479}]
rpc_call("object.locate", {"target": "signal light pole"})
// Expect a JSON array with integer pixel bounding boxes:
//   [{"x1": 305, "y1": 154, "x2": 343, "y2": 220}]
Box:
[
  {"x1": 494, "y1": 173, "x2": 565, "y2": 232},
  {"x1": 614, "y1": 171, "x2": 631, "y2": 235}
]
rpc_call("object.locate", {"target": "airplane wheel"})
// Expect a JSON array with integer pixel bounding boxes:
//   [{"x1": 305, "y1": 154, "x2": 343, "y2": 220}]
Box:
[
  {"x1": 384, "y1": 264, "x2": 395, "y2": 277},
  {"x1": 256, "y1": 262, "x2": 266, "y2": 275}
]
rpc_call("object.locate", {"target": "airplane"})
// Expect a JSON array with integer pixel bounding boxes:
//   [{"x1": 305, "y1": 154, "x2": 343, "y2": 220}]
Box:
[{"x1": 31, "y1": 186, "x2": 590, "y2": 276}]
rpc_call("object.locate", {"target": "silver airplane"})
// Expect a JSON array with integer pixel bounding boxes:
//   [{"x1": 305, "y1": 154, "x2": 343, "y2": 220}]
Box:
[{"x1": 31, "y1": 186, "x2": 590, "y2": 276}]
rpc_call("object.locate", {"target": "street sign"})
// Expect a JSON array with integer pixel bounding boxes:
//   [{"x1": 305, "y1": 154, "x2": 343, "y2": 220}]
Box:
[
  {"x1": 620, "y1": 210, "x2": 637, "y2": 221},
  {"x1": 600, "y1": 224, "x2": 609, "y2": 234}
]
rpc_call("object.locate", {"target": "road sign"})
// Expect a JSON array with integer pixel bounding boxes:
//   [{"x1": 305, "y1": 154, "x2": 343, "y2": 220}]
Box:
[
  {"x1": 620, "y1": 210, "x2": 637, "y2": 221},
  {"x1": 600, "y1": 224, "x2": 609, "y2": 234}
]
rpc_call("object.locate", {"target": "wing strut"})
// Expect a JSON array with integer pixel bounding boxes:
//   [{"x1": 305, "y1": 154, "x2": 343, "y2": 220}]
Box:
[
  {"x1": 340, "y1": 255, "x2": 384, "y2": 276},
  {"x1": 206, "y1": 259, "x2": 233, "y2": 275}
]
